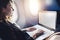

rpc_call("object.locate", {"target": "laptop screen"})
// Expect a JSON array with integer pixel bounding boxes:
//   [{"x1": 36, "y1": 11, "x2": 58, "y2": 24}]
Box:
[{"x1": 39, "y1": 11, "x2": 57, "y2": 30}]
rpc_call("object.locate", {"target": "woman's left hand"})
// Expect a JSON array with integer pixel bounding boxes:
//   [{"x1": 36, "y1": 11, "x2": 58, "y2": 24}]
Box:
[{"x1": 25, "y1": 27, "x2": 36, "y2": 32}]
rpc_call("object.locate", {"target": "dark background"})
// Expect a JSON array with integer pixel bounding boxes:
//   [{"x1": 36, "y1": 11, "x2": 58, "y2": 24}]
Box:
[{"x1": 46, "y1": 0, "x2": 60, "y2": 11}]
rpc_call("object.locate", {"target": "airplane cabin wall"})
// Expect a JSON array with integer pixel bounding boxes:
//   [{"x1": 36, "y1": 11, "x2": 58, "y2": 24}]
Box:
[{"x1": 14, "y1": 0, "x2": 39, "y2": 28}]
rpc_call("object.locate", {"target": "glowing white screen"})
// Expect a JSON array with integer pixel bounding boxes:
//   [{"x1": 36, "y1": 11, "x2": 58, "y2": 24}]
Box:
[{"x1": 39, "y1": 11, "x2": 57, "y2": 29}]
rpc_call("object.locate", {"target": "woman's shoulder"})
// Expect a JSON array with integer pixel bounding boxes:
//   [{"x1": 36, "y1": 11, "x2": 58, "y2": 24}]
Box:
[
  {"x1": 0, "y1": 20, "x2": 11, "y2": 30},
  {"x1": 0, "y1": 23, "x2": 8, "y2": 32}
]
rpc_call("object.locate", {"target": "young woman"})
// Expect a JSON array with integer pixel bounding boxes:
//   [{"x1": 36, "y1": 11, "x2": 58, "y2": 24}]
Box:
[{"x1": 0, "y1": 0, "x2": 44, "y2": 40}]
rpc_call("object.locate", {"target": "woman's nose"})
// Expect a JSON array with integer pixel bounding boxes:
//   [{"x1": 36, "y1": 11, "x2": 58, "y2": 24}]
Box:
[{"x1": 11, "y1": 7, "x2": 14, "y2": 11}]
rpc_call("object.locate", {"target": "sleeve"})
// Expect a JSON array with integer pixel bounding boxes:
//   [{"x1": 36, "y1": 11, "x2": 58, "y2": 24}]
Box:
[
  {"x1": 27, "y1": 37, "x2": 34, "y2": 40},
  {"x1": 0, "y1": 38, "x2": 2, "y2": 40},
  {"x1": 12, "y1": 23, "x2": 34, "y2": 40},
  {"x1": 23, "y1": 31, "x2": 34, "y2": 40}
]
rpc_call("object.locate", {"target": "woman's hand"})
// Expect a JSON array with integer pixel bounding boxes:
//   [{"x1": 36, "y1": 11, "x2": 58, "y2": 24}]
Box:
[
  {"x1": 32, "y1": 29, "x2": 44, "y2": 39},
  {"x1": 22, "y1": 27, "x2": 36, "y2": 32},
  {"x1": 25, "y1": 27, "x2": 36, "y2": 32}
]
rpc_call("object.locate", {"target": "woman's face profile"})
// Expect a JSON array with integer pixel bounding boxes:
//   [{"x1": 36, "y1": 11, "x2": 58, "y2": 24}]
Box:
[{"x1": 3, "y1": 2, "x2": 13, "y2": 16}]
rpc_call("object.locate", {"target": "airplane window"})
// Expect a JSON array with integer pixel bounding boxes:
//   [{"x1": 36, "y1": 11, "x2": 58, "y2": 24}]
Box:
[
  {"x1": 10, "y1": 2, "x2": 18, "y2": 23},
  {"x1": 29, "y1": 0, "x2": 39, "y2": 16}
]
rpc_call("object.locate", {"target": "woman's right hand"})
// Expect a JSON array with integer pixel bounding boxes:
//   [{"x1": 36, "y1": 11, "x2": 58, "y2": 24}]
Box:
[{"x1": 32, "y1": 29, "x2": 44, "y2": 39}]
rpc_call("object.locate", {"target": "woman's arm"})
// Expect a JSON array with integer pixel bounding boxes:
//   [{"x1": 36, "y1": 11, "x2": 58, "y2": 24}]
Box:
[
  {"x1": 31, "y1": 29, "x2": 44, "y2": 39},
  {"x1": 14, "y1": 23, "x2": 36, "y2": 32}
]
